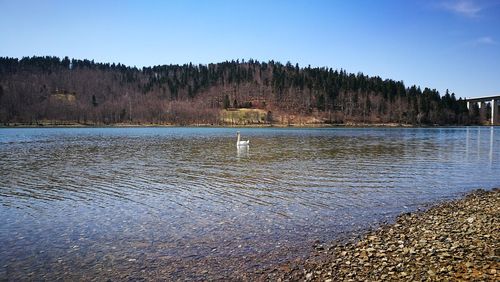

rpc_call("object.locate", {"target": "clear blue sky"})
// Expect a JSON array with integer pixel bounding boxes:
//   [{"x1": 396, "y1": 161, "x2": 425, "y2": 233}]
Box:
[{"x1": 1, "y1": 0, "x2": 499, "y2": 98}]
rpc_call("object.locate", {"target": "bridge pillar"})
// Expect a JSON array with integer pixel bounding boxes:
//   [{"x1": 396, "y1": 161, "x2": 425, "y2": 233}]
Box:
[
  {"x1": 492, "y1": 99, "x2": 498, "y2": 125},
  {"x1": 467, "y1": 95, "x2": 500, "y2": 124}
]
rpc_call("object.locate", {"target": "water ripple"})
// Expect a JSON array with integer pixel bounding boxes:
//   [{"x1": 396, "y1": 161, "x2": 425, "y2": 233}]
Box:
[{"x1": 1, "y1": 127, "x2": 499, "y2": 278}]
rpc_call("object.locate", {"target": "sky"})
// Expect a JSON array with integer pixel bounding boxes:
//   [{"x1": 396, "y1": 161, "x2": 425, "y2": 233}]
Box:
[{"x1": 1, "y1": 0, "x2": 499, "y2": 98}]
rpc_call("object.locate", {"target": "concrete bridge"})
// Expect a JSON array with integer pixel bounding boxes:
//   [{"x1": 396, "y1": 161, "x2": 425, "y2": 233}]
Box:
[{"x1": 466, "y1": 95, "x2": 500, "y2": 125}]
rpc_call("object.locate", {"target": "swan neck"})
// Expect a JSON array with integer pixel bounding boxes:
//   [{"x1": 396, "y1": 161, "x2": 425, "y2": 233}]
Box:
[{"x1": 237, "y1": 133, "x2": 240, "y2": 143}]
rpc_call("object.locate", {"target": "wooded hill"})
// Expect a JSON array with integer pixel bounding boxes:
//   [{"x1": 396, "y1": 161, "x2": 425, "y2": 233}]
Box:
[{"x1": 0, "y1": 56, "x2": 480, "y2": 125}]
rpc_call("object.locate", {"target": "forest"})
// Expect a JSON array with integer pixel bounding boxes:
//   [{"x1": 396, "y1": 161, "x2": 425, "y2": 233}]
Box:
[{"x1": 0, "y1": 56, "x2": 483, "y2": 125}]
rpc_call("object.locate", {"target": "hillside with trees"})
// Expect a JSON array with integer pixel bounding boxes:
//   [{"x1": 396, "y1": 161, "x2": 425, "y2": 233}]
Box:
[{"x1": 0, "y1": 56, "x2": 479, "y2": 126}]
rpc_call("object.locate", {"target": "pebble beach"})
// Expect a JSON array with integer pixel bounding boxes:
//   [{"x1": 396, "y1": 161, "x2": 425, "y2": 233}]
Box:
[{"x1": 261, "y1": 188, "x2": 499, "y2": 281}]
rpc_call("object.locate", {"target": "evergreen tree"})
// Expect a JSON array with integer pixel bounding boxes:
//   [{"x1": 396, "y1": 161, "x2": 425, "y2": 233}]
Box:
[
  {"x1": 223, "y1": 95, "x2": 230, "y2": 109},
  {"x1": 0, "y1": 55, "x2": 475, "y2": 125},
  {"x1": 317, "y1": 94, "x2": 325, "y2": 111}
]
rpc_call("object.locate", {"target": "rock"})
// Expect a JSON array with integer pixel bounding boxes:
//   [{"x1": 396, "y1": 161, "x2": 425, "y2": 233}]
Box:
[{"x1": 441, "y1": 252, "x2": 451, "y2": 258}]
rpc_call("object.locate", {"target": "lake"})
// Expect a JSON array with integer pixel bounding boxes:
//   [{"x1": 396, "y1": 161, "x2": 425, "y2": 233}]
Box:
[{"x1": 1, "y1": 127, "x2": 499, "y2": 280}]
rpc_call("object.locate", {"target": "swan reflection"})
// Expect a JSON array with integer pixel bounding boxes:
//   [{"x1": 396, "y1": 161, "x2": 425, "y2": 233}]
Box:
[{"x1": 237, "y1": 145, "x2": 250, "y2": 158}]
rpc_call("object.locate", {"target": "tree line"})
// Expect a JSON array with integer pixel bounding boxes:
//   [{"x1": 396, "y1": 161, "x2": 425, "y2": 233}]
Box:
[{"x1": 0, "y1": 56, "x2": 482, "y2": 125}]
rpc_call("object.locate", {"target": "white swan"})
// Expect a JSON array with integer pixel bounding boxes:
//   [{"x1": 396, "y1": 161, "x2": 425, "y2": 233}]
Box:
[{"x1": 236, "y1": 131, "x2": 249, "y2": 146}]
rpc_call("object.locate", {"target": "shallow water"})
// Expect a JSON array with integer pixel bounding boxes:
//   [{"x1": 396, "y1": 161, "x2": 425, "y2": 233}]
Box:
[{"x1": 1, "y1": 127, "x2": 499, "y2": 279}]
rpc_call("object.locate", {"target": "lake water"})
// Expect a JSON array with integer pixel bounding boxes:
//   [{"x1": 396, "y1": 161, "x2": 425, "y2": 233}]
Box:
[{"x1": 1, "y1": 127, "x2": 499, "y2": 280}]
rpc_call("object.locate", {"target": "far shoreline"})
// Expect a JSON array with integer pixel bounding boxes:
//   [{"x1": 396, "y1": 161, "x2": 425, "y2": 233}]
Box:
[{"x1": 1, "y1": 121, "x2": 497, "y2": 129}]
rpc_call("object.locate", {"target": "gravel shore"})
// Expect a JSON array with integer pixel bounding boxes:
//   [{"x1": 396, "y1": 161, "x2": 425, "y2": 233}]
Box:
[{"x1": 261, "y1": 188, "x2": 499, "y2": 281}]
